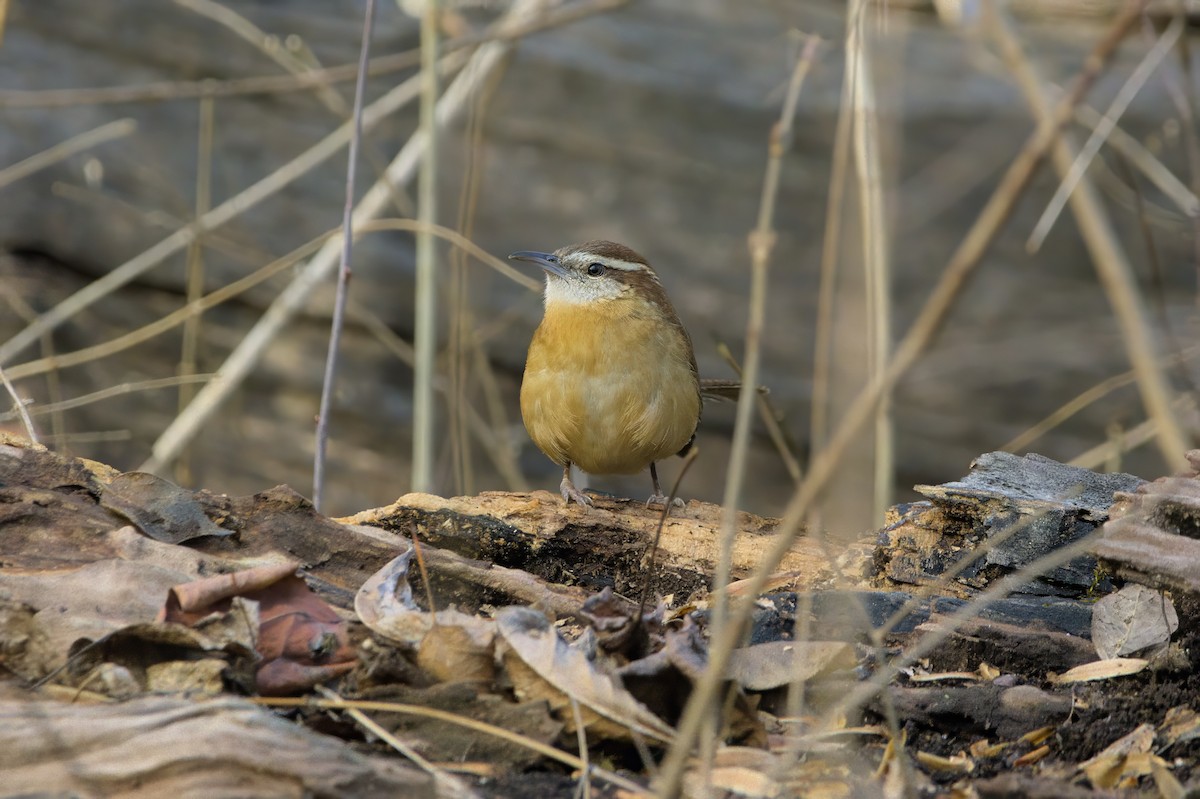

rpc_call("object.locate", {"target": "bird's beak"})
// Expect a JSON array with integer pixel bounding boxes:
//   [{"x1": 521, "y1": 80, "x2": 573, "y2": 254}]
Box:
[{"x1": 509, "y1": 250, "x2": 569, "y2": 279}]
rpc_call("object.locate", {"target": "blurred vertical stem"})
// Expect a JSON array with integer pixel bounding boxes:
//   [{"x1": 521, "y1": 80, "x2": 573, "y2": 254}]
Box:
[
  {"x1": 313, "y1": 0, "x2": 376, "y2": 510},
  {"x1": 987, "y1": 1, "x2": 1189, "y2": 469},
  {"x1": 849, "y1": 2, "x2": 893, "y2": 524},
  {"x1": 413, "y1": 0, "x2": 440, "y2": 494},
  {"x1": 177, "y1": 94, "x2": 214, "y2": 486},
  {"x1": 692, "y1": 31, "x2": 820, "y2": 795},
  {"x1": 657, "y1": 6, "x2": 1147, "y2": 795}
]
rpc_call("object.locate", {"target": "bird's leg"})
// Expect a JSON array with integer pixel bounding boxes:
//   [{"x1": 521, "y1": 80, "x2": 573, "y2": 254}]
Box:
[
  {"x1": 646, "y1": 462, "x2": 685, "y2": 509},
  {"x1": 559, "y1": 462, "x2": 593, "y2": 507}
]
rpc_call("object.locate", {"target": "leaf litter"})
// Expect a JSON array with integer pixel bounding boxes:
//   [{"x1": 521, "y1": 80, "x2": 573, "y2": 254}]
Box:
[{"x1": 3, "y1": 432, "x2": 1200, "y2": 796}]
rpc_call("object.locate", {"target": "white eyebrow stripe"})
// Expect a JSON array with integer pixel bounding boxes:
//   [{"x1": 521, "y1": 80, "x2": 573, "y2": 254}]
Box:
[{"x1": 573, "y1": 252, "x2": 650, "y2": 273}]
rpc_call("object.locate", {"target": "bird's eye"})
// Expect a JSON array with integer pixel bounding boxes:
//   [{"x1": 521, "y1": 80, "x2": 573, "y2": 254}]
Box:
[{"x1": 586, "y1": 262, "x2": 606, "y2": 277}]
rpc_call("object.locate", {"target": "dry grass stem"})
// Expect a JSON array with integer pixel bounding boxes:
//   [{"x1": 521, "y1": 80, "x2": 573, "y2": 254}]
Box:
[
  {"x1": 848, "y1": 3, "x2": 893, "y2": 525},
  {"x1": 1072, "y1": 102, "x2": 1199, "y2": 216},
  {"x1": 177, "y1": 95, "x2": 214, "y2": 486},
  {"x1": 254, "y1": 696, "x2": 649, "y2": 795},
  {"x1": 1002, "y1": 344, "x2": 1200, "y2": 454},
  {"x1": 412, "y1": 0, "x2": 441, "y2": 495},
  {"x1": 665, "y1": 34, "x2": 820, "y2": 799},
  {"x1": 312, "y1": 686, "x2": 474, "y2": 797},
  {"x1": 0, "y1": 118, "x2": 136, "y2": 191},
  {"x1": 3, "y1": 220, "x2": 534, "y2": 385},
  {"x1": 0, "y1": 365, "x2": 37, "y2": 443},
  {"x1": 139, "y1": 0, "x2": 549, "y2": 476},
  {"x1": 1027, "y1": 16, "x2": 1184, "y2": 253},
  {"x1": 0, "y1": 374, "x2": 215, "y2": 421},
  {"x1": 0, "y1": 0, "x2": 628, "y2": 109},
  {"x1": 988, "y1": 1, "x2": 1190, "y2": 469},
  {"x1": 0, "y1": 55, "x2": 457, "y2": 367},
  {"x1": 1071, "y1": 393, "x2": 1198, "y2": 469},
  {"x1": 313, "y1": 0, "x2": 376, "y2": 511},
  {"x1": 657, "y1": 6, "x2": 1147, "y2": 793}
]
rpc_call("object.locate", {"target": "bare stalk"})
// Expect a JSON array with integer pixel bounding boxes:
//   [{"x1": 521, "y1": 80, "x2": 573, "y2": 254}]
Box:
[
  {"x1": 313, "y1": 0, "x2": 377, "y2": 511},
  {"x1": 0, "y1": 118, "x2": 136, "y2": 191},
  {"x1": 989, "y1": 1, "x2": 1190, "y2": 468},
  {"x1": 177, "y1": 95, "x2": 214, "y2": 486},
  {"x1": 0, "y1": 365, "x2": 37, "y2": 443},
  {"x1": 654, "y1": 7, "x2": 1147, "y2": 796},
  {"x1": 139, "y1": 1, "x2": 548, "y2": 475},
  {"x1": 676, "y1": 33, "x2": 820, "y2": 796},
  {"x1": 412, "y1": 0, "x2": 441, "y2": 495}
]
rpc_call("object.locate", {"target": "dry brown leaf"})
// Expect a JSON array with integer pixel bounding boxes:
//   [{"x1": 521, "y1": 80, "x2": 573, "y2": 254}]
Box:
[
  {"x1": 726, "y1": 640, "x2": 855, "y2": 691},
  {"x1": 355, "y1": 550, "x2": 496, "y2": 684},
  {"x1": 969, "y1": 739, "x2": 1010, "y2": 758},
  {"x1": 1151, "y1": 755, "x2": 1186, "y2": 799},
  {"x1": 1048, "y1": 658, "x2": 1148, "y2": 685},
  {"x1": 100, "y1": 471, "x2": 232, "y2": 544},
  {"x1": 161, "y1": 563, "x2": 355, "y2": 696},
  {"x1": 1012, "y1": 745, "x2": 1050, "y2": 766},
  {"x1": 417, "y1": 621, "x2": 496, "y2": 683},
  {"x1": 915, "y1": 750, "x2": 974, "y2": 774},
  {"x1": 1092, "y1": 584, "x2": 1178, "y2": 660},
  {"x1": 496, "y1": 606, "x2": 675, "y2": 743},
  {"x1": 1160, "y1": 706, "x2": 1200, "y2": 748}
]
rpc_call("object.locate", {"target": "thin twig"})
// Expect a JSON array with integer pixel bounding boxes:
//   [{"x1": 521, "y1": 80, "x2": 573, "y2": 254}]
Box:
[
  {"x1": 3, "y1": 219, "x2": 535, "y2": 384},
  {"x1": 0, "y1": 0, "x2": 629, "y2": 109},
  {"x1": 138, "y1": 1, "x2": 549, "y2": 476},
  {"x1": 637, "y1": 447, "x2": 700, "y2": 621},
  {"x1": 313, "y1": 0, "x2": 376, "y2": 511},
  {"x1": 570, "y1": 698, "x2": 593, "y2": 799},
  {"x1": 655, "y1": 8, "x2": 1148, "y2": 796},
  {"x1": 989, "y1": 1, "x2": 1190, "y2": 468},
  {"x1": 0, "y1": 56, "x2": 456, "y2": 367},
  {"x1": 0, "y1": 118, "x2": 136, "y2": 191},
  {"x1": 715, "y1": 343, "x2": 802, "y2": 484},
  {"x1": 1002, "y1": 345, "x2": 1200, "y2": 454},
  {"x1": 177, "y1": 95, "x2": 214, "y2": 486},
  {"x1": 0, "y1": 365, "x2": 37, "y2": 443},
  {"x1": 0, "y1": 374, "x2": 215, "y2": 421},
  {"x1": 412, "y1": 0, "x2": 441, "y2": 495},
  {"x1": 672, "y1": 34, "x2": 820, "y2": 799},
  {"x1": 1027, "y1": 15, "x2": 1184, "y2": 253},
  {"x1": 312, "y1": 686, "x2": 474, "y2": 797},
  {"x1": 254, "y1": 696, "x2": 649, "y2": 795}
]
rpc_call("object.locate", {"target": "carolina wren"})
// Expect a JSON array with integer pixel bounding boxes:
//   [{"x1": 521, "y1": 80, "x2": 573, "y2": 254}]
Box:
[{"x1": 511, "y1": 240, "x2": 702, "y2": 508}]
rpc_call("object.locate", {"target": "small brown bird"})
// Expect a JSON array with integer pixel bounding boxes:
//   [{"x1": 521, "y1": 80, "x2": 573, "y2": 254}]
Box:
[{"x1": 511, "y1": 240, "x2": 704, "y2": 508}]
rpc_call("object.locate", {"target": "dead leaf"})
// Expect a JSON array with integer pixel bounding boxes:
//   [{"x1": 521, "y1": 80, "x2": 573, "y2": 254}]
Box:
[
  {"x1": 684, "y1": 747, "x2": 783, "y2": 799},
  {"x1": 1160, "y1": 706, "x2": 1200, "y2": 748},
  {"x1": 726, "y1": 640, "x2": 855, "y2": 691},
  {"x1": 101, "y1": 471, "x2": 231, "y2": 543},
  {"x1": 417, "y1": 621, "x2": 496, "y2": 683},
  {"x1": 355, "y1": 550, "x2": 496, "y2": 683},
  {"x1": 1048, "y1": 658, "x2": 1148, "y2": 685},
  {"x1": 1091, "y1": 584, "x2": 1178, "y2": 660},
  {"x1": 162, "y1": 563, "x2": 355, "y2": 695},
  {"x1": 496, "y1": 606, "x2": 675, "y2": 743},
  {"x1": 915, "y1": 750, "x2": 973, "y2": 774},
  {"x1": 1079, "y1": 722, "x2": 1158, "y2": 789}
]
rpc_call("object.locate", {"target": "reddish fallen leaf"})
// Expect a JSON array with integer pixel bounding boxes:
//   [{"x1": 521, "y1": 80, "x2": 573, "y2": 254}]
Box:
[{"x1": 159, "y1": 561, "x2": 354, "y2": 695}]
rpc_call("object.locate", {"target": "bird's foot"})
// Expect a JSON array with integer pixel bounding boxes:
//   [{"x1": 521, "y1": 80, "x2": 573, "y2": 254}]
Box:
[
  {"x1": 560, "y1": 475, "x2": 593, "y2": 508},
  {"x1": 646, "y1": 493, "x2": 686, "y2": 510}
]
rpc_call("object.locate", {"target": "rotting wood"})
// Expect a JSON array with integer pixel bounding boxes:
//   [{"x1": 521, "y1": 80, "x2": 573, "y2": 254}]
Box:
[{"x1": 344, "y1": 490, "x2": 876, "y2": 599}]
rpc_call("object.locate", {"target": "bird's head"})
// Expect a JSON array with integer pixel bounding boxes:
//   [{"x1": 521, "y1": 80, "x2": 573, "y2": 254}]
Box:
[{"x1": 509, "y1": 240, "x2": 664, "y2": 306}]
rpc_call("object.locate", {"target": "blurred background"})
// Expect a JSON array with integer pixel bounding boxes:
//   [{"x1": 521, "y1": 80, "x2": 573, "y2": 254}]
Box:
[{"x1": 1, "y1": 0, "x2": 1197, "y2": 536}]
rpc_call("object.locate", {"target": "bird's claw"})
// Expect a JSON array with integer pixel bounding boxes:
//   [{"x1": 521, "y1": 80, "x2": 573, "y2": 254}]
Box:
[
  {"x1": 560, "y1": 476, "x2": 593, "y2": 508},
  {"x1": 646, "y1": 493, "x2": 685, "y2": 510}
]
